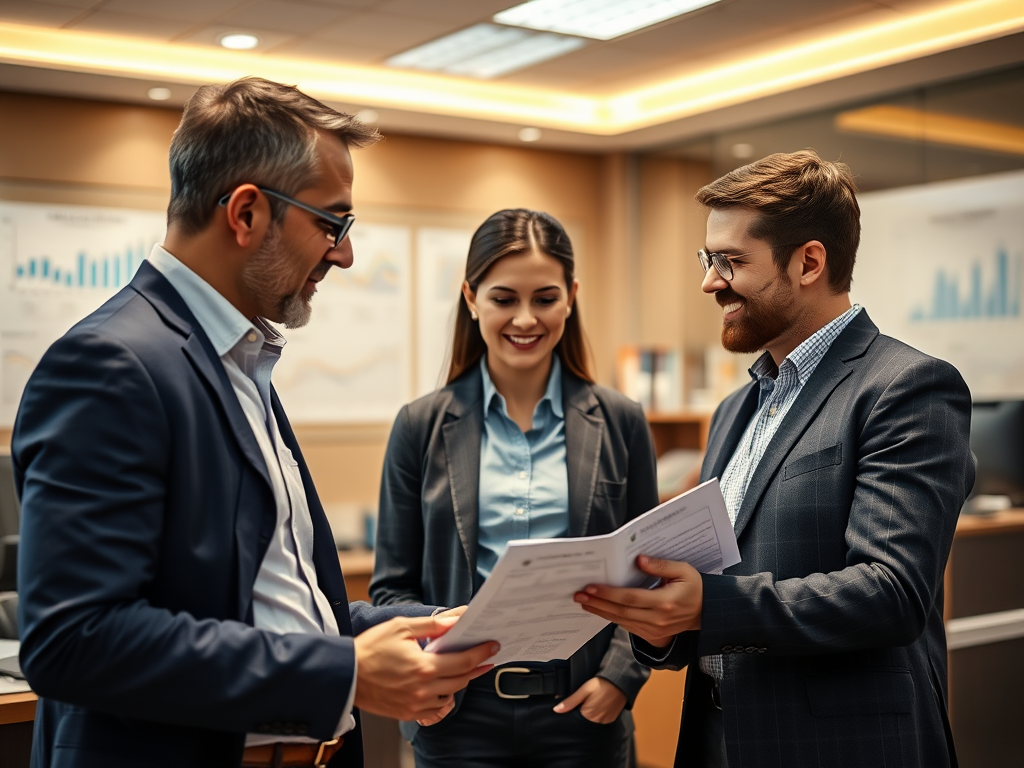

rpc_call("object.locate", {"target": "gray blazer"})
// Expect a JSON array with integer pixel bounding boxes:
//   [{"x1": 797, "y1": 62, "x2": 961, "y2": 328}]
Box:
[
  {"x1": 371, "y1": 365, "x2": 657, "y2": 723},
  {"x1": 634, "y1": 311, "x2": 974, "y2": 768}
]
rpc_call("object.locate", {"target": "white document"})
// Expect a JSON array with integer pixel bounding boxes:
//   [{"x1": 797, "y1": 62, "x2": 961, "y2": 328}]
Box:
[
  {"x1": 426, "y1": 478, "x2": 739, "y2": 665},
  {"x1": 0, "y1": 638, "x2": 30, "y2": 694}
]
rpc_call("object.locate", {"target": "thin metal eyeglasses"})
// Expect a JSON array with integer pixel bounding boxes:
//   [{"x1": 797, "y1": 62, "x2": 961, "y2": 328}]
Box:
[
  {"x1": 697, "y1": 244, "x2": 797, "y2": 281},
  {"x1": 217, "y1": 187, "x2": 355, "y2": 248}
]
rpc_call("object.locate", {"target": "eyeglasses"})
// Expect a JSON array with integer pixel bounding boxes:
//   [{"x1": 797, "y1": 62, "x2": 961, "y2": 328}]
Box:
[
  {"x1": 217, "y1": 187, "x2": 355, "y2": 248},
  {"x1": 697, "y1": 244, "x2": 795, "y2": 281}
]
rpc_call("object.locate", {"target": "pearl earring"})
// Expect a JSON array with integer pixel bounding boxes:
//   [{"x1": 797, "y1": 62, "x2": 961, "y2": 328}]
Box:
[
  {"x1": 566, "y1": 307, "x2": 572, "y2": 317},
  {"x1": 470, "y1": 310, "x2": 478, "y2": 320}
]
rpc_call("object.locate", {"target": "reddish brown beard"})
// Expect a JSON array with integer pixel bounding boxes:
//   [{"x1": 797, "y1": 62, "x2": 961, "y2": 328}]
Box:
[{"x1": 718, "y1": 275, "x2": 793, "y2": 354}]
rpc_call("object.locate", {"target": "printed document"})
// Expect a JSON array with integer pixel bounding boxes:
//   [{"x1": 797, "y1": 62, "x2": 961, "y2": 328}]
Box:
[{"x1": 426, "y1": 478, "x2": 739, "y2": 665}]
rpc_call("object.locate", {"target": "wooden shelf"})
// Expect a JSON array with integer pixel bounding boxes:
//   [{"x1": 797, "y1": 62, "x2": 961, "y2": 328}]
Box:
[{"x1": 645, "y1": 411, "x2": 711, "y2": 457}]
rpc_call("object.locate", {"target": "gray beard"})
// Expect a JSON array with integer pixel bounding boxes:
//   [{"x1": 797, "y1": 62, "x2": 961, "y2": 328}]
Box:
[{"x1": 241, "y1": 227, "x2": 313, "y2": 329}]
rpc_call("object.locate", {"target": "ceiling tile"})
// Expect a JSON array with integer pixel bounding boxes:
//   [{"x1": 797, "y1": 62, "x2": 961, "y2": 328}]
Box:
[
  {"x1": 99, "y1": 0, "x2": 246, "y2": 24},
  {"x1": 314, "y1": 11, "x2": 458, "y2": 51},
  {"x1": 375, "y1": 0, "x2": 513, "y2": 24},
  {"x1": 267, "y1": 37, "x2": 391, "y2": 64},
  {"x1": 67, "y1": 10, "x2": 196, "y2": 38},
  {"x1": 0, "y1": 1, "x2": 91, "y2": 27},
  {"x1": 215, "y1": 0, "x2": 349, "y2": 36}
]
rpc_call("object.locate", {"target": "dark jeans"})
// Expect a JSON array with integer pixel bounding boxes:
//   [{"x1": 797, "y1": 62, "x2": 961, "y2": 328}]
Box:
[{"x1": 411, "y1": 685, "x2": 633, "y2": 768}]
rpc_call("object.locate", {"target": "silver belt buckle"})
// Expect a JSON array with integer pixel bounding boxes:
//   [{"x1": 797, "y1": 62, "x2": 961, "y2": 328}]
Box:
[{"x1": 494, "y1": 667, "x2": 532, "y2": 699}]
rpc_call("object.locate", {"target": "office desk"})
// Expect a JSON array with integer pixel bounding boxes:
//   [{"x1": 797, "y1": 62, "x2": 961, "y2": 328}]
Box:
[{"x1": 0, "y1": 692, "x2": 35, "y2": 767}]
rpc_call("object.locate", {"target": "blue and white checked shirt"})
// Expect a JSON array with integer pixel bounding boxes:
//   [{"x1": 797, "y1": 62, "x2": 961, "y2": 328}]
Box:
[
  {"x1": 476, "y1": 354, "x2": 570, "y2": 582},
  {"x1": 701, "y1": 304, "x2": 862, "y2": 680}
]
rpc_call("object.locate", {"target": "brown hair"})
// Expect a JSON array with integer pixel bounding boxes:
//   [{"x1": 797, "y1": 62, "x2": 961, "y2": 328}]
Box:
[
  {"x1": 695, "y1": 149, "x2": 860, "y2": 292},
  {"x1": 168, "y1": 77, "x2": 379, "y2": 235},
  {"x1": 446, "y1": 209, "x2": 594, "y2": 385}
]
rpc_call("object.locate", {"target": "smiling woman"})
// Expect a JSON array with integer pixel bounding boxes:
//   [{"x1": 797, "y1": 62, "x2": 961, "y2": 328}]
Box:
[{"x1": 370, "y1": 209, "x2": 660, "y2": 768}]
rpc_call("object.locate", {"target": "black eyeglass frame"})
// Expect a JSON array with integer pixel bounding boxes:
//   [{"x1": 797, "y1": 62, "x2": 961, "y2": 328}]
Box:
[
  {"x1": 697, "y1": 244, "x2": 801, "y2": 281},
  {"x1": 217, "y1": 187, "x2": 355, "y2": 249}
]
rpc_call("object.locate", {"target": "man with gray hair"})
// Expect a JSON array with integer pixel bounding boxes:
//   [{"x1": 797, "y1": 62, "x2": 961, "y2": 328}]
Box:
[{"x1": 13, "y1": 77, "x2": 496, "y2": 768}]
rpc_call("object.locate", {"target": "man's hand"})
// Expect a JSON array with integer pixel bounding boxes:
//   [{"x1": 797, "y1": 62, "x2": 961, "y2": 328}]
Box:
[
  {"x1": 573, "y1": 556, "x2": 703, "y2": 647},
  {"x1": 353, "y1": 614, "x2": 497, "y2": 723},
  {"x1": 552, "y1": 677, "x2": 626, "y2": 724}
]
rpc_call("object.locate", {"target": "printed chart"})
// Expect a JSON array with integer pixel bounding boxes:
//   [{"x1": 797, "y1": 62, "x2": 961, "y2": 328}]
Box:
[
  {"x1": 0, "y1": 201, "x2": 166, "y2": 426},
  {"x1": 415, "y1": 227, "x2": 473, "y2": 397},
  {"x1": 272, "y1": 223, "x2": 412, "y2": 424},
  {"x1": 853, "y1": 169, "x2": 1024, "y2": 399}
]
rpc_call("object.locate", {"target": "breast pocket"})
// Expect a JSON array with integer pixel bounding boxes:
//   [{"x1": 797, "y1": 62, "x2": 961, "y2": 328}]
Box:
[
  {"x1": 596, "y1": 479, "x2": 627, "y2": 500},
  {"x1": 783, "y1": 443, "x2": 842, "y2": 481}
]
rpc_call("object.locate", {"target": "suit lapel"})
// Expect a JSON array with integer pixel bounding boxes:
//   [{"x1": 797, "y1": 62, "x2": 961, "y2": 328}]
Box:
[
  {"x1": 731, "y1": 312, "x2": 878, "y2": 540},
  {"x1": 702, "y1": 384, "x2": 759, "y2": 482},
  {"x1": 563, "y1": 375, "x2": 602, "y2": 538},
  {"x1": 131, "y1": 262, "x2": 273, "y2": 493},
  {"x1": 442, "y1": 371, "x2": 483, "y2": 577}
]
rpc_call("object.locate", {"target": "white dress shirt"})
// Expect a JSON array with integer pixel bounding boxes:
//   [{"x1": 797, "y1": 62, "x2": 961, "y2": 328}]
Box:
[{"x1": 147, "y1": 245, "x2": 355, "y2": 744}]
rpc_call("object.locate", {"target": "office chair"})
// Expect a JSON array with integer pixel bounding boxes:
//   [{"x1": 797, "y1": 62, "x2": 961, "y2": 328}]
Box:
[{"x1": 0, "y1": 592, "x2": 16, "y2": 640}]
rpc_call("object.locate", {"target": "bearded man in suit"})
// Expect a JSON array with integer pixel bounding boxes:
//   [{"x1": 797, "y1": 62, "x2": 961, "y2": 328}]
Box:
[
  {"x1": 575, "y1": 150, "x2": 973, "y2": 768},
  {"x1": 13, "y1": 77, "x2": 495, "y2": 768}
]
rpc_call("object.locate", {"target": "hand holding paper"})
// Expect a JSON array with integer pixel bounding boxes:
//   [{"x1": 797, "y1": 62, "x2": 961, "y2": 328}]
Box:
[
  {"x1": 574, "y1": 555, "x2": 704, "y2": 647},
  {"x1": 426, "y1": 479, "x2": 738, "y2": 665}
]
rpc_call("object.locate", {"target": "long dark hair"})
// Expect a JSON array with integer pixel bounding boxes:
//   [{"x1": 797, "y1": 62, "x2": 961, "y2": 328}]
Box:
[{"x1": 446, "y1": 208, "x2": 594, "y2": 385}]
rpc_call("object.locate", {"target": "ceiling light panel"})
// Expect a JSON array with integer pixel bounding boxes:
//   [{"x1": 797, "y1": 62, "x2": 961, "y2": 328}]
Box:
[
  {"x1": 387, "y1": 23, "x2": 585, "y2": 79},
  {"x1": 494, "y1": 0, "x2": 722, "y2": 41}
]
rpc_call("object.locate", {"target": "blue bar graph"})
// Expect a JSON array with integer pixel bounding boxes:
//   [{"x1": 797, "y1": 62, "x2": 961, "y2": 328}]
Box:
[
  {"x1": 910, "y1": 248, "x2": 1022, "y2": 322},
  {"x1": 14, "y1": 243, "x2": 149, "y2": 290}
]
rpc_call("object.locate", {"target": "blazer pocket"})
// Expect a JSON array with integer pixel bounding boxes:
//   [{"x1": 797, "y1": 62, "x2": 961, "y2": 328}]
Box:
[
  {"x1": 806, "y1": 668, "x2": 914, "y2": 716},
  {"x1": 784, "y1": 443, "x2": 842, "y2": 480},
  {"x1": 596, "y1": 479, "x2": 627, "y2": 499}
]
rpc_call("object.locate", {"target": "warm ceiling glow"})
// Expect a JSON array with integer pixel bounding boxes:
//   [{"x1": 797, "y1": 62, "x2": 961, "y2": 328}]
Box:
[
  {"x1": 219, "y1": 33, "x2": 259, "y2": 50},
  {"x1": 518, "y1": 127, "x2": 543, "y2": 142},
  {"x1": 494, "y1": 0, "x2": 722, "y2": 41},
  {"x1": 0, "y1": 0, "x2": 1022, "y2": 136},
  {"x1": 147, "y1": 86, "x2": 172, "y2": 101},
  {"x1": 836, "y1": 104, "x2": 1024, "y2": 156}
]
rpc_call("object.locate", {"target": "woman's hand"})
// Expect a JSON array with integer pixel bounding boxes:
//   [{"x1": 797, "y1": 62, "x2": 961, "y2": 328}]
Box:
[{"x1": 552, "y1": 676, "x2": 626, "y2": 724}]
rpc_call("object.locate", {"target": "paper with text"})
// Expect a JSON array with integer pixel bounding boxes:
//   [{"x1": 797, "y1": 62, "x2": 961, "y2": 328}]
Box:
[{"x1": 426, "y1": 479, "x2": 738, "y2": 665}]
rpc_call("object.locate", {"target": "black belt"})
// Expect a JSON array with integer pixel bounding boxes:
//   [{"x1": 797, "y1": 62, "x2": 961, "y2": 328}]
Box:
[{"x1": 470, "y1": 663, "x2": 571, "y2": 700}]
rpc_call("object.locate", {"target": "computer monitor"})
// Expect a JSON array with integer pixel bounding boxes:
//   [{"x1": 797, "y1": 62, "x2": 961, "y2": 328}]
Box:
[{"x1": 970, "y1": 400, "x2": 1024, "y2": 507}]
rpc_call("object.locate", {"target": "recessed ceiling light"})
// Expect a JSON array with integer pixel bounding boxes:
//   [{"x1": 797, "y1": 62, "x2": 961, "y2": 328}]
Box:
[
  {"x1": 387, "y1": 23, "x2": 585, "y2": 79},
  {"x1": 730, "y1": 142, "x2": 755, "y2": 159},
  {"x1": 219, "y1": 33, "x2": 259, "y2": 50},
  {"x1": 147, "y1": 87, "x2": 172, "y2": 101},
  {"x1": 495, "y1": 0, "x2": 722, "y2": 41},
  {"x1": 518, "y1": 127, "x2": 542, "y2": 142},
  {"x1": 355, "y1": 108, "x2": 379, "y2": 124}
]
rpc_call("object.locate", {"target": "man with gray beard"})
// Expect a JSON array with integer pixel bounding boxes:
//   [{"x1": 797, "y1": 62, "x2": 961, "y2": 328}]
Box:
[{"x1": 13, "y1": 77, "x2": 496, "y2": 768}]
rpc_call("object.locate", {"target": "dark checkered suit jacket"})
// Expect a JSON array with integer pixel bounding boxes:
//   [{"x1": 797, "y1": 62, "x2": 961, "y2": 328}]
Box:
[{"x1": 635, "y1": 311, "x2": 974, "y2": 768}]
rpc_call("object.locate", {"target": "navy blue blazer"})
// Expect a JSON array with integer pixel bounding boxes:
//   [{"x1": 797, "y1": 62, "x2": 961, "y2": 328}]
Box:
[
  {"x1": 13, "y1": 261, "x2": 428, "y2": 768},
  {"x1": 634, "y1": 312, "x2": 975, "y2": 768}
]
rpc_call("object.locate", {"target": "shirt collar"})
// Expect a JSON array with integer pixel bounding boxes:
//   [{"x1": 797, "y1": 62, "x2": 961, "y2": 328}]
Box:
[
  {"x1": 480, "y1": 354, "x2": 564, "y2": 420},
  {"x1": 747, "y1": 304, "x2": 863, "y2": 386},
  {"x1": 146, "y1": 244, "x2": 285, "y2": 358}
]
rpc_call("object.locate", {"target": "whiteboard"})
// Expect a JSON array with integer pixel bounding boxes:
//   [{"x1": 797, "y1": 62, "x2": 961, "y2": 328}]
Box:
[{"x1": 852, "y1": 169, "x2": 1024, "y2": 400}]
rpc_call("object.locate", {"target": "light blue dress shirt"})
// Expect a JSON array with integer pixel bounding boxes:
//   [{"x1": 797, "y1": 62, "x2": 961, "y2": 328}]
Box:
[{"x1": 476, "y1": 354, "x2": 570, "y2": 581}]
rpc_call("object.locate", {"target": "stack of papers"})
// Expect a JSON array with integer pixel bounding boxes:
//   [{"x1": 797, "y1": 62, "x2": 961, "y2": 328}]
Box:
[
  {"x1": 0, "y1": 638, "x2": 30, "y2": 694},
  {"x1": 427, "y1": 479, "x2": 739, "y2": 665}
]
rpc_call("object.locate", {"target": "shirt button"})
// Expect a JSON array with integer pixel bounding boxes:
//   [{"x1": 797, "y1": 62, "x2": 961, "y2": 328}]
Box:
[
  {"x1": 515, "y1": 508, "x2": 524, "y2": 516},
  {"x1": 518, "y1": 471, "x2": 527, "y2": 480},
  {"x1": 247, "y1": 331, "x2": 258, "y2": 343}
]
